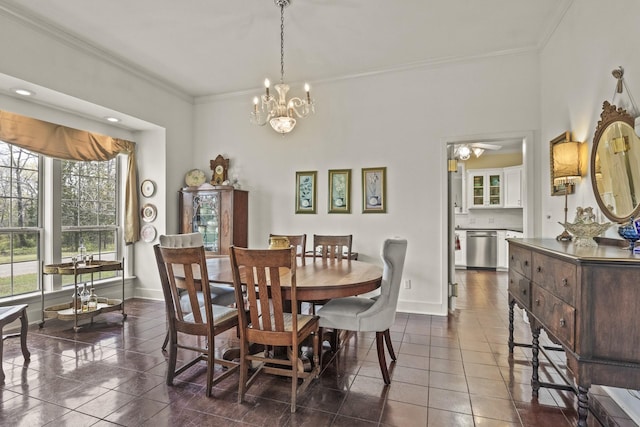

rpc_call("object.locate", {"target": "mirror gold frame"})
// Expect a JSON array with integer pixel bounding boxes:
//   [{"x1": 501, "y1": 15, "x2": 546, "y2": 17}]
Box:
[{"x1": 590, "y1": 101, "x2": 640, "y2": 222}]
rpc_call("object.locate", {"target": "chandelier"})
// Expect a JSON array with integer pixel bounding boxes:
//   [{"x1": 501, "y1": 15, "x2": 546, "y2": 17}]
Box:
[{"x1": 250, "y1": 0, "x2": 315, "y2": 134}]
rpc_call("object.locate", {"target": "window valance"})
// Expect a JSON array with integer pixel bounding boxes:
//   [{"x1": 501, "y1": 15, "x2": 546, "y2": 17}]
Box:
[{"x1": 0, "y1": 110, "x2": 139, "y2": 244}]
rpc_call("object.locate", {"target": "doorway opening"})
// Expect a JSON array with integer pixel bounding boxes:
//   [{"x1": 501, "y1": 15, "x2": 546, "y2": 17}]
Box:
[{"x1": 445, "y1": 132, "x2": 534, "y2": 313}]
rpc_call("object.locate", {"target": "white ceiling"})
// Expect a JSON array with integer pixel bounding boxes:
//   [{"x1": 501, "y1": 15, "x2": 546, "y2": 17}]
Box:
[{"x1": 0, "y1": 0, "x2": 572, "y2": 98}]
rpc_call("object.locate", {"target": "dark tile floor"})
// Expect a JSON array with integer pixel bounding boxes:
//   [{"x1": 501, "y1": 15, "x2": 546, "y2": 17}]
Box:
[{"x1": 1, "y1": 270, "x2": 638, "y2": 426}]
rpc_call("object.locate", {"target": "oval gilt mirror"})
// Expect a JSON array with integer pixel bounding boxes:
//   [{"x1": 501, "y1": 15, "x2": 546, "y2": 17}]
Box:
[{"x1": 591, "y1": 101, "x2": 640, "y2": 222}]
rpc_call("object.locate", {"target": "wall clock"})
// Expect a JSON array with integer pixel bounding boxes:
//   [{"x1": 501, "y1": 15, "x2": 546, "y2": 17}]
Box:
[{"x1": 210, "y1": 155, "x2": 229, "y2": 185}]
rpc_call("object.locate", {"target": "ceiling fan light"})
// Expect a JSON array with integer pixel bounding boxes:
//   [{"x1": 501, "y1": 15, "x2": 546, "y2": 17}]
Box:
[
  {"x1": 472, "y1": 147, "x2": 484, "y2": 158},
  {"x1": 457, "y1": 145, "x2": 471, "y2": 160}
]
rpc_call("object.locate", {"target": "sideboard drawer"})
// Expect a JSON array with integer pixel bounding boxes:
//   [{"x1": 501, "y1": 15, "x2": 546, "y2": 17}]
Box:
[
  {"x1": 509, "y1": 245, "x2": 532, "y2": 279},
  {"x1": 532, "y1": 252, "x2": 576, "y2": 306},
  {"x1": 532, "y1": 285, "x2": 575, "y2": 351},
  {"x1": 508, "y1": 270, "x2": 531, "y2": 310}
]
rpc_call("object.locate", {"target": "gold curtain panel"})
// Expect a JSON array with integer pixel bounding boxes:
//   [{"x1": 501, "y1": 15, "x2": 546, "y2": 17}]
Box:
[{"x1": 0, "y1": 110, "x2": 139, "y2": 244}]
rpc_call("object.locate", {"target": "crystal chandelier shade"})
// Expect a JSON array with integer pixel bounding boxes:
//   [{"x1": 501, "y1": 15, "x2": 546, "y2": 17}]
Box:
[{"x1": 250, "y1": 0, "x2": 315, "y2": 134}]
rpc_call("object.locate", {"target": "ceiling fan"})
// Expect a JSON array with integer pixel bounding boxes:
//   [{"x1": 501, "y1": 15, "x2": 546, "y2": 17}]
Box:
[{"x1": 453, "y1": 142, "x2": 502, "y2": 160}]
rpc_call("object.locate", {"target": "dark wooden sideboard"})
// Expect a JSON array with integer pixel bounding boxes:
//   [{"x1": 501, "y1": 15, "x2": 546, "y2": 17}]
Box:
[{"x1": 507, "y1": 238, "x2": 640, "y2": 427}]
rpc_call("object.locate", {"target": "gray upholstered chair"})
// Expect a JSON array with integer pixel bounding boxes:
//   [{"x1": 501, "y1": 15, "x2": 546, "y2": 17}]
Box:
[
  {"x1": 158, "y1": 233, "x2": 236, "y2": 351},
  {"x1": 317, "y1": 238, "x2": 407, "y2": 384}
]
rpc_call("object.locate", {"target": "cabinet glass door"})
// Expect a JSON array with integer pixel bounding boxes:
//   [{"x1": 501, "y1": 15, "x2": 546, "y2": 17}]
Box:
[
  {"x1": 488, "y1": 174, "x2": 501, "y2": 205},
  {"x1": 192, "y1": 193, "x2": 220, "y2": 252},
  {"x1": 472, "y1": 175, "x2": 485, "y2": 206}
]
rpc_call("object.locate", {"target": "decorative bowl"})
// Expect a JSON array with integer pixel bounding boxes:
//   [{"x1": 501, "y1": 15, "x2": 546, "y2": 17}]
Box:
[{"x1": 559, "y1": 221, "x2": 612, "y2": 247}]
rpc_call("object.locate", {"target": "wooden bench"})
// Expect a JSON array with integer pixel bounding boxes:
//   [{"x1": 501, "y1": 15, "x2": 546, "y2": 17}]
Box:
[{"x1": 0, "y1": 304, "x2": 30, "y2": 383}]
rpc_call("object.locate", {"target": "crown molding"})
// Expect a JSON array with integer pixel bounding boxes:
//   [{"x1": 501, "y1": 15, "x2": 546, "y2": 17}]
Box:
[
  {"x1": 0, "y1": 2, "x2": 193, "y2": 103},
  {"x1": 537, "y1": 0, "x2": 575, "y2": 52},
  {"x1": 196, "y1": 45, "x2": 539, "y2": 103}
]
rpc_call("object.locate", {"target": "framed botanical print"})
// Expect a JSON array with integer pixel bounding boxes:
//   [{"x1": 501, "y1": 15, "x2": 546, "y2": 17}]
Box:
[
  {"x1": 295, "y1": 171, "x2": 317, "y2": 214},
  {"x1": 362, "y1": 167, "x2": 387, "y2": 213},
  {"x1": 328, "y1": 169, "x2": 351, "y2": 213}
]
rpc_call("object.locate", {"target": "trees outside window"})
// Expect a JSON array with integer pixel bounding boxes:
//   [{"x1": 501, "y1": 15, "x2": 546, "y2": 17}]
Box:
[
  {"x1": 0, "y1": 142, "x2": 40, "y2": 297},
  {"x1": 0, "y1": 141, "x2": 121, "y2": 297},
  {"x1": 61, "y1": 159, "x2": 118, "y2": 285}
]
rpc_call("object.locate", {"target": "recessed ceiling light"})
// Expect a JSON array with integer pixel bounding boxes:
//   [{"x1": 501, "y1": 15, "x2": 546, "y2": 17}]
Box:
[
  {"x1": 105, "y1": 117, "x2": 120, "y2": 123},
  {"x1": 12, "y1": 88, "x2": 35, "y2": 96}
]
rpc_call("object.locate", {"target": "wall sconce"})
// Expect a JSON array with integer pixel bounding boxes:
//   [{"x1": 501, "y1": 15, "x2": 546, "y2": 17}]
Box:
[{"x1": 552, "y1": 134, "x2": 586, "y2": 241}]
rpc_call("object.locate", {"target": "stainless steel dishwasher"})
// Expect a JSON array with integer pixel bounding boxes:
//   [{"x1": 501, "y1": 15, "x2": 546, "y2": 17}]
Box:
[{"x1": 466, "y1": 230, "x2": 497, "y2": 269}]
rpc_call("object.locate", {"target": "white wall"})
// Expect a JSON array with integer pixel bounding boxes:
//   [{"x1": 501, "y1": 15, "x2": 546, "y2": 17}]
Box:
[
  {"x1": 195, "y1": 52, "x2": 541, "y2": 315},
  {"x1": 0, "y1": 10, "x2": 195, "y2": 300},
  {"x1": 539, "y1": 0, "x2": 640, "y2": 421},
  {"x1": 540, "y1": 0, "x2": 640, "y2": 237}
]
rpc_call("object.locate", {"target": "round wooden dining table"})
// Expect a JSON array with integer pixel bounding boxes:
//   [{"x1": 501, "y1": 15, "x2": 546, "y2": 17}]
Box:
[{"x1": 204, "y1": 256, "x2": 383, "y2": 302}]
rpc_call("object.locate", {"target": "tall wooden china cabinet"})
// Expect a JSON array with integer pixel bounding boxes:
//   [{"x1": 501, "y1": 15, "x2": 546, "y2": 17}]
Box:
[{"x1": 178, "y1": 184, "x2": 248, "y2": 255}]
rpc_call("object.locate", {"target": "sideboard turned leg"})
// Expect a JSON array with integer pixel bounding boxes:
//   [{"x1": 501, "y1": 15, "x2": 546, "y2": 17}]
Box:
[
  {"x1": 508, "y1": 299, "x2": 515, "y2": 353},
  {"x1": 531, "y1": 325, "x2": 541, "y2": 397},
  {"x1": 577, "y1": 385, "x2": 589, "y2": 427}
]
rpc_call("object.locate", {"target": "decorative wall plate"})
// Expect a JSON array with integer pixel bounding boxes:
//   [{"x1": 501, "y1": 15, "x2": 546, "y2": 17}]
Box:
[
  {"x1": 140, "y1": 224, "x2": 157, "y2": 243},
  {"x1": 141, "y1": 179, "x2": 156, "y2": 198},
  {"x1": 141, "y1": 203, "x2": 157, "y2": 223},
  {"x1": 185, "y1": 169, "x2": 206, "y2": 187}
]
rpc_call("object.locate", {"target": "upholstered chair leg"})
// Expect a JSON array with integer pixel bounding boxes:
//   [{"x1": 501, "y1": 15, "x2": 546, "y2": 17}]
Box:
[
  {"x1": 376, "y1": 331, "x2": 391, "y2": 384},
  {"x1": 383, "y1": 329, "x2": 396, "y2": 361}
]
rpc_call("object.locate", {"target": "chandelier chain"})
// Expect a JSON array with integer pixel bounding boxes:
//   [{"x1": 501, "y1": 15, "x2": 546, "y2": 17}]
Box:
[{"x1": 280, "y1": 4, "x2": 285, "y2": 84}]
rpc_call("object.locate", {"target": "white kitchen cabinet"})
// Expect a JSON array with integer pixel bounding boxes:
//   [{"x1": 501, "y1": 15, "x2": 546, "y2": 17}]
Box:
[
  {"x1": 454, "y1": 230, "x2": 466, "y2": 268},
  {"x1": 503, "y1": 166, "x2": 523, "y2": 208},
  {"x1": 467, "y1": 169, "x2": 502, "y2": 208},
  {"x1": 499, "y1": 230, "x2": 523, "y2": 270},
  {"x1": 497, "y1": 230, "x2": 508, "y2": 270}
]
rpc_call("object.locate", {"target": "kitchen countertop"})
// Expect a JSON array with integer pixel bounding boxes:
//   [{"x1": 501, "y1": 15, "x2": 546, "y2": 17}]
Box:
[{"x1": 455, "y1": 227, "x2": 523, "y2": 232}]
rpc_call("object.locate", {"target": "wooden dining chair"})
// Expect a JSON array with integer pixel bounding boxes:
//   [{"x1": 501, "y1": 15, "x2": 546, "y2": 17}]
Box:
[
  {"x1": 309, "y1": 234, "x2": 353, "y2": 316},
  {"x1": 229, "y1": 246, "x2": 320, "y2": 413},
  {"x1": 154, "y1": 237, "x2": 240, "y2": 397},
  {"x1": 158, "y1": 233, "x2": 236, "y2": 351},
  {"x1": 269, "y1": 233, "x2": 307, "y2": 265},
  {"x1": 312, "y1": 234, "x2": 353, "y2": 261},
  {"x1": 317, "y1": 238, "x2": 407, "y2": 384}
]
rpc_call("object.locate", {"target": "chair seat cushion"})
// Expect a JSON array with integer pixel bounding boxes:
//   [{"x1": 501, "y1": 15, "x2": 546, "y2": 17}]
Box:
[
  {"x1": 179, "y1": 285, "x2": 235, "y2": 313},
  {"x1": 184, "y1": 304, "x2": 238, "y2": 325},
  {"x1": 316, "y1": 297, "x2": 375, "y2": 330},
  {"x1": 209, "y1": 285, "x2": 236, "y2": 306},
  {"x1": 252, "y1": 313, "x2": 318, "y2": 332}
]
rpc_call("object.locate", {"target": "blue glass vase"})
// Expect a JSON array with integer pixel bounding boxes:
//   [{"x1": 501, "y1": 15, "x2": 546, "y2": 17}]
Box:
[{"x1": 618, "y1": 217, "x2": 640, "y2": 251}]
